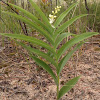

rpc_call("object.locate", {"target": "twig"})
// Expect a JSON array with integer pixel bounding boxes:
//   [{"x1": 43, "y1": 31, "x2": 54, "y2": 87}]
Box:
[
  {"x1": 85, "y1": 0, "x2": 89, "y2": 14},
  {"x1": 1, "y1": 0, "x2": 28, "y2": 35}
]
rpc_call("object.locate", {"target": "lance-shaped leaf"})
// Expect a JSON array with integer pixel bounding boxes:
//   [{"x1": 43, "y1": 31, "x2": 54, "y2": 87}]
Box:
[
  {"x1": 57, "y1": 32, "x2": 99, "y2": 61},
  {"x1": 0, "y1": 33, "x2": 55, "y2": 54},
  {"x1": 53, "y1": 14, "x2": 87, "y2": 40},
  {"x1": 58, "y1": 76, "x2": 80, "y2": 100},
  {"x1": 57, "y1": 42, "x2": 84, "y2": 75},
  {"x1": 28, "y1": 0, "x2": 53, "y2": 31},
  {"x1": 54, "y1": 2, "x2": 78, "y2": 28},
  {"x1": 30, "y1": 55, "x2": 57, "y2": 85},
  {"x1": 54, "y1": 32, "x2": 73, "y2": 49},
  {"x1": 8, "y1": 3, "x2": 52, "y2": 34},
  {"x1": 2, "y1": 11, "x2": 54, "y2": 44},
  {"x1": 19, "y1": 43, "x2": 57, "y2": 67}
]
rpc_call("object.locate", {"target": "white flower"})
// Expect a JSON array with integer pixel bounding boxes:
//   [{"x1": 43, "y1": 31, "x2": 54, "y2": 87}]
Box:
[
  {"x1": 54, "y1": 16, "x2": 57, "y2": 18},
  {"x1": 49, "y1": 6, "x2": 61, "y2": 25},
  {"x1": 59, "y1": 6, "x2": 61, "y2": 8},
  {"x1": 49, "y1": 18, "x2": 54, "y2": 24},
  {"x1": 49, "y1": 14, "x2": 57, "y2": 24},
  {"x1": 54, "y1": 6, "x2": 61, "y2": 14},
  {"x1": 52, "y1": 11, "x2": 54, "y2": 14},
  {"x1": 57, "y1": 6, "x2": 61, "y2": 9},
  {"x1": 55, "y1": 10, "x2": 58, "y2": 14},
  {"x1": 49, "y1": 14, "x2": 53, "y2": 18}
]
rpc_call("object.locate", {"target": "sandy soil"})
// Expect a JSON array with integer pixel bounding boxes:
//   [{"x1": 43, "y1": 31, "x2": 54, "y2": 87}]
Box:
[{"x1": 0, "y1": 37, "x2": 100, "y2": 100}]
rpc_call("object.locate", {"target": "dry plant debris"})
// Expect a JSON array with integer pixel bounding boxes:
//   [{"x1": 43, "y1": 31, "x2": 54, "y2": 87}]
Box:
[{"x1": 0, "y1": 37, "x2": 100, "y2": 100}]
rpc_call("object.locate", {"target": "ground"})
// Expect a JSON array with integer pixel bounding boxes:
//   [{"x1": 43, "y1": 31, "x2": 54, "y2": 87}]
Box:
[{"x1": 0, "y1": 36, "x2": 100, "y2": 100}]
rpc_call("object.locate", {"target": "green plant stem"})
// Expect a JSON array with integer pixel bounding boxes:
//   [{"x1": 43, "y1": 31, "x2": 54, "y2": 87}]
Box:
[
  {"x1": 57, "y1": 75, "x2": 60, "y2": 100},
  {"x1": 54, "y1": 48, "x2": 60, "y2": 100}
]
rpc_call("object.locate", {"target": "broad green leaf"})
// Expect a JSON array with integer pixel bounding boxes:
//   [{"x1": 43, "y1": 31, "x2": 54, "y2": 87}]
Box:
[
  {"x1": 57, "y1": 32, "x2": 99, "y2": 61},
  {"x1": 58, "y1": 76, "x2": 80, "y2": 100},
  {"x1": 53, "y1": 14, "x2": 87, "y2": 40},
  {"x1": 0, "y1": 33, "x2": 55, "y2": 54},
  {"x1": 54, "y1": 33, "x2": 73, "y2": 49},
  {"x1": 28, "y1": 0, "x2": 53, "y2": 31},
  {"x1": 19, "y1": 43, "x2": 57, "y2": 67},
  {"x1": 2, "y1": 11, "x2": 54, "y2": 44},
  {"x1": 8, "y1": 3, "x2": 52, "y2": 34},
  {"x1": 30, "y1": 55, "x2": 57, "y2": 85},
  {"x1": 54, "y1": 2, "x2": 78, "y2": 27},
  {"x1": 57, "y1": 42, "x2": 84, "y2": 75}
]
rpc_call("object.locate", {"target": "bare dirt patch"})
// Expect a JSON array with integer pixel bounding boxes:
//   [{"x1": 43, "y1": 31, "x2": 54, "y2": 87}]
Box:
[{"x1": 0, "y1": 37, "x2": 100, "y2": 100}]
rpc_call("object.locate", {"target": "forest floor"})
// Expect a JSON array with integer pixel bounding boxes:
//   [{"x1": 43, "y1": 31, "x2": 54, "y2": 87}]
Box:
[{"x1": 0, "y1": 36, "x2": 100, "y2": 100}]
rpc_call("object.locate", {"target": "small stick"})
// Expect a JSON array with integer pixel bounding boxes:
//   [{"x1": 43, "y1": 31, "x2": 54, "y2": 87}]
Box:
[{"x1": 1, "y1": 0, "x2": 28, "y2": 35}]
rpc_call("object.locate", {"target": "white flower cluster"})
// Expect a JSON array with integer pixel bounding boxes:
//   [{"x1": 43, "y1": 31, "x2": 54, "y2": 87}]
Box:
[
  {"x1": 49, "y1": 6, "x2": 61, "y2": 25},
  {"x1": 49, "y1": 14, "x2": 57, "y2": 24}
]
